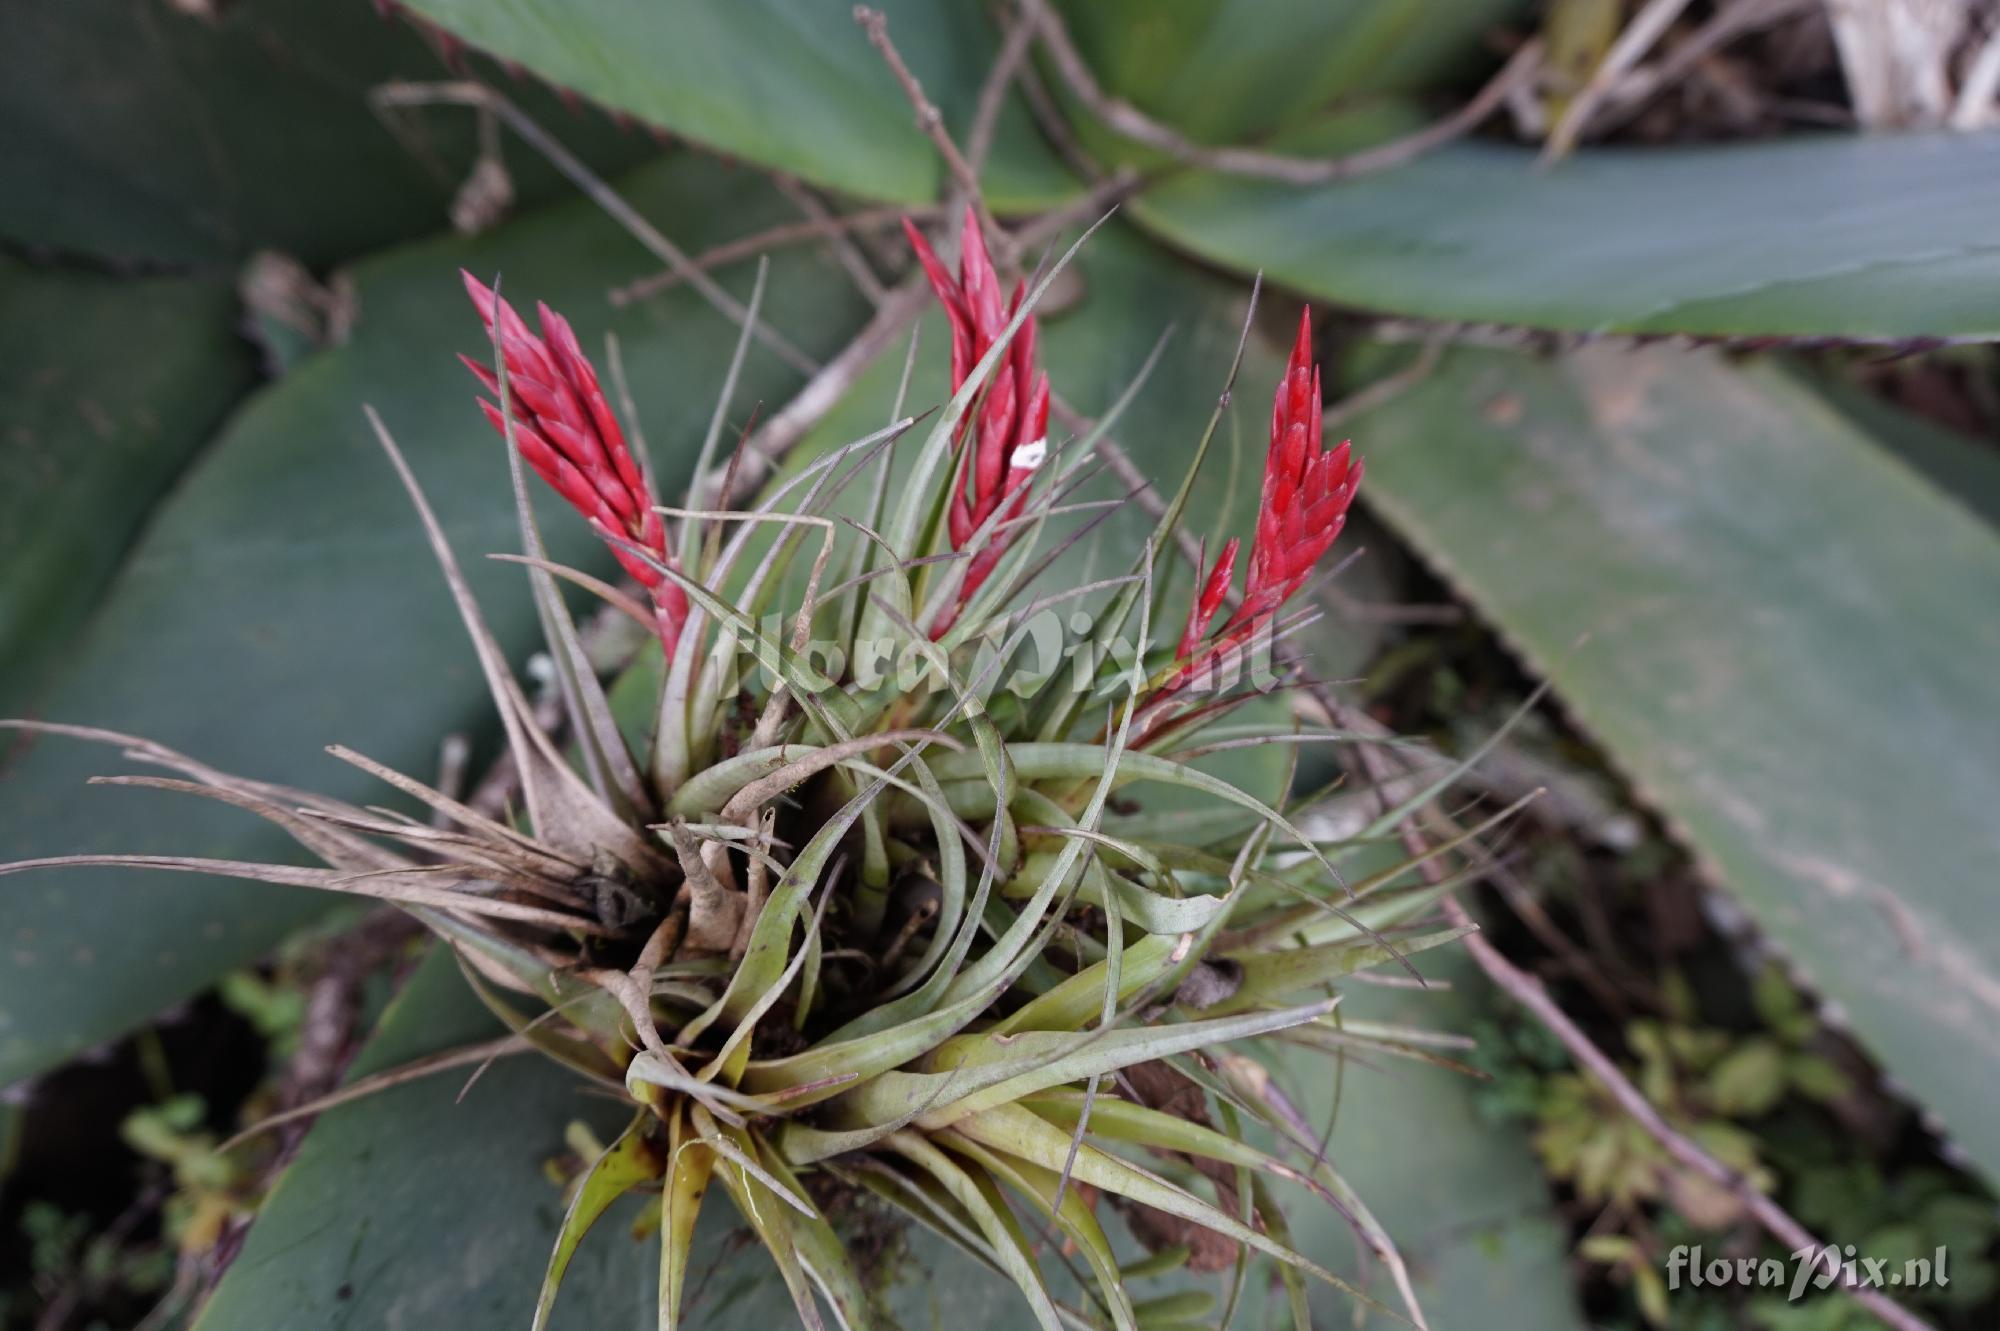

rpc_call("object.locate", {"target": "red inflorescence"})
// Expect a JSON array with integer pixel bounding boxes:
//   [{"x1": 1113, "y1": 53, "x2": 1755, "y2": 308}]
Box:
[
  {"x1": 1177, "y1": 307, "x2": 1362, "y2": 674},
  {"x1": 904, "y1": 207, "x2": 1051, "y2": 632},
  {"x1": 459, "y1": 271, "x2": 689, "y2": 654},
  {"x1": 1176, "y1": 537, "x2": 1240, "y2": 663}
]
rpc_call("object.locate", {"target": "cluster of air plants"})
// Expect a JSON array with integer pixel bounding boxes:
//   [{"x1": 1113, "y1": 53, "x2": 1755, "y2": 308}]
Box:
[{"x1": 4, "y1": 213, "x2": 1503, "y2": 1330}]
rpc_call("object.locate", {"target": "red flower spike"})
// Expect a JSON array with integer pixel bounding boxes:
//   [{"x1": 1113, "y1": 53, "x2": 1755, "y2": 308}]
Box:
[
  {"x1": 1177, "y1": 538, "x2": 1239, "y2": 663},
  {"x1": 460, "y1": 270, "x2": 688, "y2": 653},
  {"x1": 1173, "y1": 308, "x2": 1363, "y2": 677},
  {"x1": 904, "y1": 209, "x2": 1052, "y2": 635}
]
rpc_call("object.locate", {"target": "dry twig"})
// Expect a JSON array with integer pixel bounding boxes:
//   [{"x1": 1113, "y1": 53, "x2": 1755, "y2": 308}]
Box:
[
  {"x1": 854, "y1": 6, "x2": 1001, "y2": 246},
  {"x1": 1579, "y1": 0, "x2": 1823, "y2": 140},
  {"x1": 772, "y1": 175, "x2": 892, "y2": 305},
  {"x1": 1020, "y1": 0, "x2": 1543, "y2": 184},
  {"x1": 608, "y1": 208, "x2": 915, "y2": 307},
  {"x1": 372, "y1": 80, "x2": 820, "y2": 375},
  {"x1": 1540, "y1": 0, "x2": 1696, "y2": 163}
]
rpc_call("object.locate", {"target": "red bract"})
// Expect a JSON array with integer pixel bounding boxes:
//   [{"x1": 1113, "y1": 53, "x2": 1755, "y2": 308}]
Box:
[
  {"x1": 904, "y1": 207, "x2": 1050, "y2": 631},
  {"x1": 1176, "y1": 537, "x2": 1239, "y2": 662},
  {"x1": 460, "y1": 271, "x2": 688, "y2": 653},
  {"x1": 1177, "y1": 308, "x2": 1361, "y2": 673}
]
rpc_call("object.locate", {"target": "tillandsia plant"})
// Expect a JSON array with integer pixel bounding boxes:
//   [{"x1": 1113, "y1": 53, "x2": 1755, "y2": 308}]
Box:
[{"x1": 3, "y1": 214, "x2": 1513, "y2": 1331}]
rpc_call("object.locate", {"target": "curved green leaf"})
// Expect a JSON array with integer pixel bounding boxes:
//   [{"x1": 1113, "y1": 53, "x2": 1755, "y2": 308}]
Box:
[
  {"x1": 1133, "y1": 131, "x2": 2000, "y2": 340},
  {"x1": 195, "y1": 948, "x2": 760, "y2": 1330},
  {"x1": 1348, "y1": 341, "x2": 2000, "y2": 1182},
  {"x1": 1050, "y1": 0, "x2": 1525, "y2": 146},
  {"x1": 1802, "y1": 369, "x2": 2000, "y2": 529},
  {"x1": 398, "y1": 0, "x2": 1077, "y2": 209},
  {"x1": 196, "y1": 948, "x2": 1017, "y2": 1329},
  {"x1": 535, "y1": 1115, "x2": 661, "y2": 1331},
  {"x1": 0, "y1": 156, "x2": 870, "y2": 1085},
  {"x1": 0, "y1": 260, "x2": 254, "y2": 712},
  {"x1": 1244, "y1": 950, "x2": 1587, "y2": 1329},
  {"x1": 0, "y1": 0, "x2": 652, "y2": 265}
]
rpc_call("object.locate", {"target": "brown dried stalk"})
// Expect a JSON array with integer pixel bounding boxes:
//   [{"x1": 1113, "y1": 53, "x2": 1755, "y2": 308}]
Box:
[{"x1": 1018, "y1": 0, "x2": 1543, "y2": 185}]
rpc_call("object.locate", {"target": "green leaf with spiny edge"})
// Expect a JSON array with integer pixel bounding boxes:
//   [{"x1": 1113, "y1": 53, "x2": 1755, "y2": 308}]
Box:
[
  {"x1": 1346, "y1": 340, "x2": 2000, "y2": 1185},
  {"x1": 0, "y1": 154, "x2": 870, "y2": 1086},
  {"x1": 1130, "y1": 129, "x2": 2000, "y2": 340},
  {"x1": 1797, "y1": 364, "x2": 2000, "y2": 529},
  {"x1": 397, "y1": 0, "x2": 1076, "y2": 210}
]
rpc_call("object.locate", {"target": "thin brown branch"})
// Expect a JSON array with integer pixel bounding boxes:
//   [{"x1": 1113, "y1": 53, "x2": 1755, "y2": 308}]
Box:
[
  {"x1": 1021, "y1": 0, "x2": 1542, "y2": 185},
  {"x1": 1012, "y1": 42, "x2": 1108, "y2": 181},
  {"x1": 965, "y1": 1, "x2": 1040, "y2": 175},
  {"x1": 370, "y1": 79, "x2": 820, "y2": 375},
  {"x1": 854, "y1": 6, "x2": 1001, "y2": 246},
  {"x1": 772, "y1": 175, "x2": 891, "y2": 306},
  {"x1": 608, "y1": 207, "x2": 915, "y2": 308},
  {"x1": 1582, "y1": 0, "x2": 1822, "y2": 141},
  {"x1": 1540, "y1": 0, "x2": 1694, "y2": 164},
  {"x1": 217, "y1": 1035, "x2": 529, "y2": 1156}
]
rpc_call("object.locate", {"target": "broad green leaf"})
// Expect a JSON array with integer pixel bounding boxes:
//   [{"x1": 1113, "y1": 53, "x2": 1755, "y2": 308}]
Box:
[
  {"x1": 0, "y1": 260, "x2": 254, "y2": 712},
  {"x1": 398, "y1": 0, "x2": 1077, "y2": 209},
  {"x1": 0, "y1": 156, "x2": 870, "y2": 1085},
  {"x1": 1347, "y1": 341, "x2": 2000, "y2": 1183},
  {"x1": 1132, "y1": 131, "x2": 2000, "y2": 339},
  {"x1": 1051, "y1": 0, "x2": 1525, "y2": 146},
  {"x1": 0, "y1": 0, "x2": 652, "y2": 265},
  {"x1": 1802, "y1": 367, "x2": 2000, "y2": 529}
]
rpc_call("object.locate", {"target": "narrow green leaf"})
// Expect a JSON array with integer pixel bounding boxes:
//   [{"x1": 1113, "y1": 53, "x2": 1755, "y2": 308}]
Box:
[{"x1": 534, "y1": 1115, "x2": 662, "y2": 1331}]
